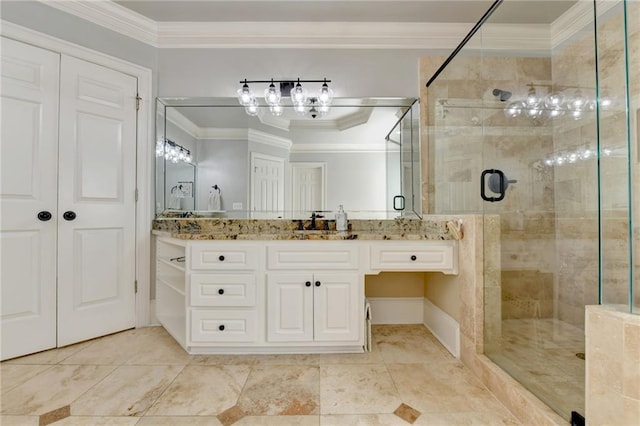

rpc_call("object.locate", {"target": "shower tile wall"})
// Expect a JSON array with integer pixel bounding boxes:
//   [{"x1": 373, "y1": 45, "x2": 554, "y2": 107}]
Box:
[{"x1": 421, "y1": 55, "x2": 556, "y2": 325}]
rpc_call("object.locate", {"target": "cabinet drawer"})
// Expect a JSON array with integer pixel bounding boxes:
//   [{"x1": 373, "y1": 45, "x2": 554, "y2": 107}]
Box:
[
  {"x1": 190, "y1": 273, "x2": 256, "y2": 307},
  {"x1": 190, "y1": 244, "x2": 259, "y2": 270},
  {"x1": 370, "y1": 242, "x2": 456, "y2": 272},
  {"x1": 267, "y1": 244, "x2": 359, "y2": 270},
  {"x1": 190, "y1": 309, "x2": 257, "y2": 343}
]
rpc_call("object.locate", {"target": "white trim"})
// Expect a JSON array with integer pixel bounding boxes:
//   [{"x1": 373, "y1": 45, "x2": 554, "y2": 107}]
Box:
[
  {"x1": 423, "y1": 297, "x2": 460, "y2": 358},
  {"x1": 248, "y1": 129, "x2": 293, "y2": 151},
  {"x1": 367, "y1": 297, "x2": 424, "y2": 325},
  {"x1": 41, "y1": 0, "x2": 159, "y2": 47},
  {"x1": 165, "y1": 107, "x2": 201, "y2": 140},
  {"x1": 550, "y1": 0, "x2": 618, "y2": 49},
  {"x1": 1, "y1": 20, "x2": 154, "y2": 328},
  {"x1": 291, "y1": 143, "x2": 386, "y2": 153}
]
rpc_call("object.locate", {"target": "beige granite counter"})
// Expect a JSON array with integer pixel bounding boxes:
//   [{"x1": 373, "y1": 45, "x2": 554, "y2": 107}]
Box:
[{"x1": 152, "y1": 218, "x2": 463, "y2": 241}]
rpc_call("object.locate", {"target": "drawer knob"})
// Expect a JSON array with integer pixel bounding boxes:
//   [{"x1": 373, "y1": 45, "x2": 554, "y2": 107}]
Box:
[
  {"x1": 218, "y1": 255, "x2": 225, "y2": 261},
  {"x1": 218, "y1": 288, "x2": 224, "y2": 295},
  {"x1": 305, "y1": 281, "x2": 311, "y2": 287},
  {"x1": 315, "y1": 281, "x2": 321, "y2": 287},
  {"x1": 218, "y1": 325, "x2": 225, "y2": 331},
  {"x1": 410, "y1": 255, "x2": 417, "y2": 261}
]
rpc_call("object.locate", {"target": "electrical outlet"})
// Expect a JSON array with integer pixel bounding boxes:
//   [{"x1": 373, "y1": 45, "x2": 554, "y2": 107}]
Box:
[{"x1": 232, "y1": 202, "x2": 243, "y2": 210}]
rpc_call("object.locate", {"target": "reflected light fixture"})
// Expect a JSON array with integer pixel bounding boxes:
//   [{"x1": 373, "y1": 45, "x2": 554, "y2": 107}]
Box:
[
  {"x1": 237, "y1": 78, "x2": 333, "y2": 117},
  {"x1": 156, "y1": 138, "x2": 192, "y2": 163}
]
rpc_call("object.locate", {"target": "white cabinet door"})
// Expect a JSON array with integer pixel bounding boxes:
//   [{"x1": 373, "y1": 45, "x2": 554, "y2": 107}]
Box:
[
  {"x1": 0, "y1": 37, "x2": 60, "y2": 360},
  {"x1": 313, "y1": 272, "x2": 360, "y2": 342},
  {"x1": 267, "y1": 273, "x2": 313, "y2": 342},
  {"x1": 57, "y1": 56, "x2": 137, "y2": 346}
]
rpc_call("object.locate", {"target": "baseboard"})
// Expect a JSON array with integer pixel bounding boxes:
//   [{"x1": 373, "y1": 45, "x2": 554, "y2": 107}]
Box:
[
  {"x1": 367, "y1": 297, "x2": 424, "y2": 325},
  {"x1": 423, "y1": 297, "x2": 460, "y2": 358}
]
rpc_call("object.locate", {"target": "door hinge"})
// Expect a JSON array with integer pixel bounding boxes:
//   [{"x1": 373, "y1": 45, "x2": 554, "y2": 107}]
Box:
[
  {"x1": 134, "y1": 280, "x2": 138, "y2": 294},
  {"x1": 135, "y1": 94, "x2": 141, "y2": 111},
  {"x1": 135, "y1": 188, "x2": 139, "y2": 202}
]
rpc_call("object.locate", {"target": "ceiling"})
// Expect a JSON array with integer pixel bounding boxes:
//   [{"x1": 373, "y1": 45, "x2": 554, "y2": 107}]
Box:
[{"x1": 114, "y1": 1, "x2": 577, "y2": 25}]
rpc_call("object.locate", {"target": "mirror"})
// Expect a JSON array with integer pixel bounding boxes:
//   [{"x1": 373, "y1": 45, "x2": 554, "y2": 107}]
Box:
[{"x1": 155, "y1": 97, "x2": 421, "y2": 219}]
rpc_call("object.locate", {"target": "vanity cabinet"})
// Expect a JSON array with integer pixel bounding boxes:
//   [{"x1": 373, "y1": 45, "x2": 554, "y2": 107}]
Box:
[
  {"x1": 154, "y1": 236, "x2": 457, "y2": 354},
  {"x1": 267, "y1": 272, "x2": 360, "y2": 343}
]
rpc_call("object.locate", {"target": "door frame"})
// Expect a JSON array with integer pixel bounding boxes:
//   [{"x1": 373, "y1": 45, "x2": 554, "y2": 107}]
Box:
[{"x1": 2, "y1": 21, "x2": 154, "y2": 327}]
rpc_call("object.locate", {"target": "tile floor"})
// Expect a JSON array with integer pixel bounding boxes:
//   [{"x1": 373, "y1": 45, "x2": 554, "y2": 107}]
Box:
[
  {"x1": 486, "y1": 318, "x2": 585, "y2": 420},
  {"x1": 1, "y1": 324, "x2": 520, "y2": 425}
]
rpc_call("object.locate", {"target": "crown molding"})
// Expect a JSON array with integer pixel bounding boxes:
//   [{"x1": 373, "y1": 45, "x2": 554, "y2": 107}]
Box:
[
  {"x1": 550, "y1": 0, "x2": 618, "y2": 49},
  {"x1": 165, "y1": 107, "x2": 200, "y2": 139},
  {"x1": 476, "y1": 24, "x2": 550, "y2": 53},
  {"x1": 41, "y1": 0, "x2": 158, "y2": 47},
  {"x1": 248, "y1": 129, "x2": 293, "y2": 151},
  {"x1": 290, "y1": 143, "x2": 386, "y2": 153},
  {"x1": 199, "y1": 128, "x2": 249, "y2": 140},
  {"x1": 156, "y1": 21, "x2": 471, "y2": 49},
  {"x1": 258, "y1": 110, "x2": 291, "y2": 132}
]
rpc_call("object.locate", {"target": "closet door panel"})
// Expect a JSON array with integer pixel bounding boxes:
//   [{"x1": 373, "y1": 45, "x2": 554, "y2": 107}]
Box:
[
  {"x1": 0, "y1": 37, "x2": 59, "y2": 360},
  {"x1": 57, "y1": 55, "x2": 137, "y2": 346}
]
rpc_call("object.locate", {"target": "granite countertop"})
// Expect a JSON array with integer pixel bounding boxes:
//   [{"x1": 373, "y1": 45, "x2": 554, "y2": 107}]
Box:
[{"x1": 152, "y1": 218, "x2": 463, "y2": 241}]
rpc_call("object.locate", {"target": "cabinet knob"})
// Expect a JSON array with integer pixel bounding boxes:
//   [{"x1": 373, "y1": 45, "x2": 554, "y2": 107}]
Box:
[
  {"x1": 62, "y1": 211, "x2": 77, "y2": 221},
  {"x1": 218, "y1": 288, "x2": 224, "y2": 295},
  {"x1": 37, "y1": 211, "x2": 52, "y2": 221},
  {"x1": 410, "y1": 255, "x2": 417, "y2": 261},
  {"x1": 218, "y1": 325, "x2": 225, "y2": 331},
  {"x1": 305, "y1": 281, "x2": 311, "y2": 287},
  {"x1": 218, "y1": 255, "x2": 225, "y2": 261},
  {"x1": 315, "y1": 281, "x2": 321, "y2": 287}
]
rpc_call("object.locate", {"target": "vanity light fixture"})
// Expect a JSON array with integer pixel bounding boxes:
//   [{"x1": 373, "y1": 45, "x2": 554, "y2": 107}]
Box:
[
  {"x1": 156, "y1": 138, "x2": 192, "y2": 164},
  {"x1": 237, "y1": 78, "x2": 333, "y2": 117}
]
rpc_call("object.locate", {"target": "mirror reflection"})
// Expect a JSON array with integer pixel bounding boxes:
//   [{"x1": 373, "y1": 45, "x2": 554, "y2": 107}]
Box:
[{"x1": 155, "y1": 97, "x2": 420, "y2": 219}]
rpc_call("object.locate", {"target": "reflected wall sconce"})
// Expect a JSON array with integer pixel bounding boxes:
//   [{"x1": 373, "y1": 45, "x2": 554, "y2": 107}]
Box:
[
  {"x1": 503, "y1": 83, "x2": 613, "y2": 123},
  {"x1": 155, "y1": 138, "x2": 192, "y2": 163},
  {"x1": 237, "y1": 78, "x2": 333, "y2": 117}
]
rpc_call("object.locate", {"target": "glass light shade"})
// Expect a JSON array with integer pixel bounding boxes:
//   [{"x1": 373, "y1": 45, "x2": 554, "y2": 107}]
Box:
[
  {"x1": 318, "y1": 83, "x2": 333, "y2": 106},
  {"x1": 504, "y1": 101, "x2": 524, "y2": 118},
  {"x1": 270, "y1": 104, "x2": 283, "y2": 116},
  {"x1": 543, "y1": 92, "x2": 565, "y2": 109},
  {"x1": 237, "y1": 84, "x2": 254, "y2": 106},
  {"x1": 546, "y1": 107, "x2": 564, "y2": 119},
  {"x1": 570, "y1": 109, "x2": 582, "y2": 120},
  {"x1": 264, "y1": 83, "x2": 281, "y2": 106},
  {"x1": 525, "y1": 88, "x2": 539, "y2": 107},
  {"x1": 184, "y1": 153, "x2": 192, "y2": 163},
  {"x1": 319, "y1": 105, "x2": 330, "y2": 115},
  {"x1": 245, "y1": 98, "x2": 259, "y2": 116},
  {"x1": 294, "y1": 103, "x2": 306, "y2": 114},
  {"x1": 568, "y1": 90, "x2": 587, "y2": 110},
  {"x1": 290, "y1": 82, "x2": 307, "y2": 105}
]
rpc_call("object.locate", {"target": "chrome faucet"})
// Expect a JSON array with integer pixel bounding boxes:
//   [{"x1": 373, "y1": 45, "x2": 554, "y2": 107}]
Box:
[{"x1": 310, "y1": 212, "x2": 317, "y2": 230}]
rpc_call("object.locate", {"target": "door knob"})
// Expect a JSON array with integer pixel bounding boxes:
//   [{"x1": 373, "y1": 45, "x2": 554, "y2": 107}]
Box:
[
  {"x1": 62, "y1": 211, "x2": 77, "y2": 221},
  {"x1": 37, "y1": 211, "x2": 52, "y2": 221}
]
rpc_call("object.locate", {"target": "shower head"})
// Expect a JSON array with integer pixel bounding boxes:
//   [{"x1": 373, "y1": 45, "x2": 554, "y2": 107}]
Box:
[{"x1": 492, "y1": 88, "x2": 512, "y2": 102}]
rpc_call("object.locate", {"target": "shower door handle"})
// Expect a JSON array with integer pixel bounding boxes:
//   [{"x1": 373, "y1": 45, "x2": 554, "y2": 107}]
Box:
[
  {"x1": 481, "y1": 169, "x2": 506, "y2": 202},
  {"x1": 393, "y1": 195, "x2": 405, "y2": 211}
]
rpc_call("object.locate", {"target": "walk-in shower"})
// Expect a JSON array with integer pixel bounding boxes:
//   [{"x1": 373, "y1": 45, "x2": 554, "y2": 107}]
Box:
[{"x1": 425, "y1": 0, "x2": 638, "y2": 420}]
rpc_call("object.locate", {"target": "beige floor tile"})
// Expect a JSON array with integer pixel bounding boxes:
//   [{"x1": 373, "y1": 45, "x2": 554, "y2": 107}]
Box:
[
  {"x1": 138, "y1": 416, "x2": 224, "y2": 425},
  {"x1": 251, "y1": 354, "x2": 320, "y2": 366},
  {"x1": 125, "y1": 332, "x2": 192, "y2": 365},
  {"x1": 375, "y1": 331, "x2": 452, "y2": 364},
  {"x1": 235, "y1": 415, "x2": 320, "y2": 425},
  {"x1": 319, "y1": 364, "x2": 401, "y2": 415},
  {"x1": 387, "y1": 363, "x2": 509, "y2": 414},
  {"x1": 70, "y1": 365, "x2": 183, "y2": 416},
  {"x1": 317, "y1": 343, "x2": 382, "y2": 365},
  {"x1": 0, "y1": 365, "x2": 116, "y2": 415},
  {"x1": 1, "y1": 364, "x2": 52, "y2": 393},
  {"x1": 53, "y1": 416, "x2": 140, "y2": 425},
  {"x1": 147, "y1": 365, "x2": 251, "y2": 416},
  {"x1": 238, "y1": 365, "x2": 320, "y2": 416},
  {"x1": 2, "y1": 340, "x2": 95, "y2": 365},
  {"x1": 190, "y1": 354, "x2": 258, "y2": 366},
  {"x1": 0, "y1": 415, "x2": 39, "y2": 425},
  {"x1": 60, "y1": 328, "x2": 159, "y2": 365},
  {"x1": 412, "y1": 410, "x2": 521, "y2": 425},
  {"x1": 320, "y1": 414, "x2": 408, "y2": 425}
]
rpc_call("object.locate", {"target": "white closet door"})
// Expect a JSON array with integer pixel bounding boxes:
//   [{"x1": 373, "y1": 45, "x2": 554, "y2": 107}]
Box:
[
  {"x1": 0, "y1": 38, "x2": 60, "y2": 360},
  {"x1": 57, "y1": 56, "x2": 137, "y2": 346},
  {"x1": 250, "y1": 153, "x2": 285, "y2": 219}
]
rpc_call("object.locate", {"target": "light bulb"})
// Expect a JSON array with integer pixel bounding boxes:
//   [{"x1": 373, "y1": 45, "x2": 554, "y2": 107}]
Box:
[
  {"x1": 264, "y1": 80, "x2": 281, "y2": 106},
  {"x1": 571, "y1": 109, "x2": 582, "y2": 120},
  {"x1": 568, "y1": 90, "x2": 587, "y2": 111},
  {"x1": 504, "y1": 101, "x2": 524, "y2": 118},
  {"x1": 294, "y1": 103, "x2": 306, "y2": 114},
  {"x1": 543, "y1": 92, "x2": 564, "y2": 109},
  {"x1": 319, "y1": 105, "x2": 330, "y2": 116},
  {"x1": 546, "y1": 107, "x2": 564, "y2": 119},
  {"x1": 318, "y1": 79, "x2": 333, "y2": 106},
  {"x1": 290, "y1": 80, "x2": 307, "y2": 105},
  {"x1": 185, "y1": 154, "x2": 192, "y2": 163},
  {"x1": 526, "y1": 87, "x2": 539, "y2": 107},
  {"x1": 236, "y1": 80, "x2": 253, "y2": 106}
]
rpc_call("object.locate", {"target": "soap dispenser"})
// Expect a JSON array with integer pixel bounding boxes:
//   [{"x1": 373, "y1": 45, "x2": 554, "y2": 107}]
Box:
[{"x1": 335, "y1": 205, "x2": 348, "y2": 231}]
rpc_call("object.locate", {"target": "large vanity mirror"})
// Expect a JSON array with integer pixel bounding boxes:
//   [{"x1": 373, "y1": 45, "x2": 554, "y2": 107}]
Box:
[{"x1": 155, "y1": 97, "x2": 421, "y2": 219}]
